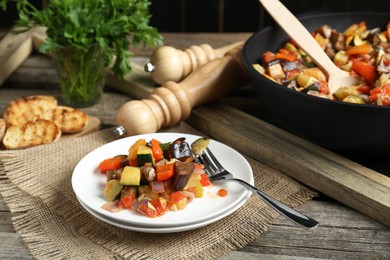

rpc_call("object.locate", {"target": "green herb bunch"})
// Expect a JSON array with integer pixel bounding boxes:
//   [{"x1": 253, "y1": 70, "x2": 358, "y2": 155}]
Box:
[{"x1": 1, "y1": 0, "x2": 163, "y2": 78}]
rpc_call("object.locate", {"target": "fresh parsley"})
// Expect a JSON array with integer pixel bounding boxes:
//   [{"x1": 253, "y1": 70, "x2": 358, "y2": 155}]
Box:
[{"x1": 1, "y1": 0, "x2": 163, "y2": 78}]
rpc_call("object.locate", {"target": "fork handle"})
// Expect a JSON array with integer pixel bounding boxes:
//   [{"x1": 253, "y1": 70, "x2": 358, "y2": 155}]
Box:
[{"x1": 232, "y1": 178, "x2": 319, "y2": 228}]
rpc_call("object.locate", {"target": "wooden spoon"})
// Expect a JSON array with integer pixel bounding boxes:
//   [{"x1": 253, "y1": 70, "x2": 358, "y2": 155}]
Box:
[{"x1": 259, "y1": 0, "x2": 361, "y2": 94}]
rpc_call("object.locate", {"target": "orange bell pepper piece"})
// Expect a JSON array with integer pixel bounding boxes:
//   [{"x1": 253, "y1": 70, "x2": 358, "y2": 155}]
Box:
[
  {"x1": 346, "y1": 44, "x2": 372, "y2": 56},
  {"x1": 351, "y1": 60, "x2": 377, "y2": 85},
  {"x1": 275, "y1": 48, "x2": 297, "y2": 62},
  {"x1": 263, "y1": 51, "x2": 276, "y2": 63},
  {"x1": 151, "y1": 139, "x2": 164, "y2": 161},
  {"x1": 98, "y1": 156, "x2": 124, "y2": 173},
  {"x1": 156, "y1": 163, "x2": 175, "y2": 181}
]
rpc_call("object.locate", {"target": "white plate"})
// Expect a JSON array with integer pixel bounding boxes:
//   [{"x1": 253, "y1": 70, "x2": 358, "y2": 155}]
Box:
[
  {"x1": 72, "y1": 133, "x2": 253, "y2": 227},
  {"x1": 77, "y1": 191, "x2": 251, "y2": 233}
]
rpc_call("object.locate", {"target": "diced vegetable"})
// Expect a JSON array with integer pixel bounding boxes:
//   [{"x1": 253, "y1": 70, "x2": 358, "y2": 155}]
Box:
[
  {"x1": 333, "y1": 51, "x2": 349, "y2": 66},
  {"x1": 138, "y1": 184, "x2": 160, "y2": 200},
  {"x1": 156, "y1": 163, "x2": 175, "y2": 181},
  {"x1": 137, "y1": 145, "x2": 155, "y2": 166},
  {"x1": 343, "y1": 95, "x2": 366, "y2": 104},
  {"x1": 370, "y1": 84, "x2": 390, "y2": 105},
  {"x1": 266, "y1": 60, "x2": 285, "y2": 80},
  {"x1": 169, "y1": 138, "x2": 193, "y2": 162},
  {"x1": 103, "y1": 179, "x2": 123, "y2": 201},
  {"x1": 151, "y1": 139, "x2": 164, "y2": 161},
  {"x1": 98, "y1": 155, "x2": 127, "y2": 173},
  {"x1": 199, "y1": 173, "x2": 211, "y2": 187},
  {"x1": 170, "y1": 191, "x2": 187, "y2": 210},
  {"x1": 184, "y1": 174, "x2": 203, "y2": 198},
  {"x1": 262, "y1": 51, "x2": 276, "y2": 63},
  {"x1": 120, "y1": 166, "x2": 141, "y2": 186},
  {"x1": 190, "y1": 137, "x2": 210, "y2": 156},
  {"x1": 351, "y1": 60, "x2": 377, "y2": 84},
  {"x1": 128, "y1": 139, "x2": 146, "y2": 166},
  {"x1": 173, "y1": 161, "x2": 194, "y2": 190},
  {"x1": 346, "y1": 44, "x2": 372, "y2": 56},
  {"x1": 150, "y1": 181, "x2": 165, "y2": 193},
  {"x1": 275, "y1": 48, "x2": 298, "y2": 62},
  {"x1": 119, "y1": 186, "x2": 137, "y2": 209}
]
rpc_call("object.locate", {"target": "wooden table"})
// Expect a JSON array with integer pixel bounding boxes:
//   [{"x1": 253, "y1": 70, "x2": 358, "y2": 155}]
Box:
[{"x1": 0, "y1": 32, "x2": 389, "y2": 260}]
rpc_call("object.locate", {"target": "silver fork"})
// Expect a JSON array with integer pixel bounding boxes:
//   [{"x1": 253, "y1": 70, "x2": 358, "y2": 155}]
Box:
[{"x1": 197, "y1": 148, "x2": 319, "y2": 228}]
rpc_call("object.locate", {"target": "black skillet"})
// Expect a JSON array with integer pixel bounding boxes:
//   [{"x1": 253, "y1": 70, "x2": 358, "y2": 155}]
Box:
[{"x1": 242, "y1": 13, "x2": 390, "y2": 158}]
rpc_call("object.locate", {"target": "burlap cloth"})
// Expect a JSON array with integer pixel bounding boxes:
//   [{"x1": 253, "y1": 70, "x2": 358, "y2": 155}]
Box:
[{"x1": 0, "y1": 122, "x2": 317, "y2": 259}]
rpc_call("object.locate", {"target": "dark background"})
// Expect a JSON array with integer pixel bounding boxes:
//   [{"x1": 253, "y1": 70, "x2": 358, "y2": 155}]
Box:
[{"x1": 1, "y1": 0, "x2": 390, "y2": 32}]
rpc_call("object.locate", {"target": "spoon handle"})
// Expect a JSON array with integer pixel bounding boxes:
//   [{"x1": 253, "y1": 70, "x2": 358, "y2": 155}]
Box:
[{"x1": 258, "y1": 0, "x2": 339, "y2": 76}]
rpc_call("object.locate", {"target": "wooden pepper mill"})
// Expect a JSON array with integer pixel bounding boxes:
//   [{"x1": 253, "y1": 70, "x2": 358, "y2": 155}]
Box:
[
  {"x1": 144, "y1": 41, "x2": 243, "y2": 85},
  {"x1": 116, "y1": 43, "x2": 248, "y2": 136}
]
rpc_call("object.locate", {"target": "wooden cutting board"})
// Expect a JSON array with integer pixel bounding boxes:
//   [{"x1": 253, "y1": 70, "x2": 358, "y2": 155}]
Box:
[
  {"x1": 61, "y1": 115, "x2": 101, "y2": 140},
  {"x1": 186, "y1": 104, "x2": 390, "y2": 226},
  {"x1": 0, "y1": 115, "x2": 101, "y2": 150}
]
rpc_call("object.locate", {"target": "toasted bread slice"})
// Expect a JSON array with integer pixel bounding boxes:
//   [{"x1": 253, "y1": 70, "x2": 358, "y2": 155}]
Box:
[
  {"x1": 3, "y1": 119, "x2": 61, "y2": 149},
  {"x1": 0, "y1": 118, "x2": 5, "y2": 143},
  {"x1": 57, "y1": 106, "x2": 88, "y2": 133},
  {"x1": 41, "y1": 106, "x2": 88, "y2": 133},
  {"x1": 4, "y1": 96, "x2": 58, "y2": 128},
  {"x1": 4, "y1": 95, "x2": 88, "y2": 133}
]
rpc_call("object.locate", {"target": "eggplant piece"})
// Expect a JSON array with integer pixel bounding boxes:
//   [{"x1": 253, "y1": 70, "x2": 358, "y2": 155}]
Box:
[
  {"x1": 173, "y1": 161, "x2": 194, "y2": 190},
  {"x1": 265, "y1": 60, "x2": 285, "y2": 80},
  {"x1": 169, "y1": 137, "x2": 193, "y2": 162},
  {"x1": 316, "y1": 25, "x2": 332, "y2": 39},
  {"x1": 331, "y1": 30, "x2": 345, "y2": 51}
]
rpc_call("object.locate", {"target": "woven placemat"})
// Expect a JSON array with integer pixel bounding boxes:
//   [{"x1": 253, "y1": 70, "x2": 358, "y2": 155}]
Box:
[{"x1": 0, "y1": 122, "x2": 317, "y2": 259}]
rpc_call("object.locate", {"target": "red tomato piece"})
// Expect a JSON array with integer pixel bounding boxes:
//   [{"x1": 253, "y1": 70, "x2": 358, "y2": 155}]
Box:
[
  {"x1": 137, "y1": 201, "x2": 157, "y2": 218},
  {"x1": 370, "y1": 84, "x2": 390, "y2": 106},
  {"x1": 199, "y1": 173, "x2": 211, "y2": 186},
  {"x1": 150, "y1": 198, "x2": 168, "y2": 216},
  {"x1": 119, "y1": 194, "x2": 135, "y2": 209},
  {"x1": 352, "y1": 60, "x2": 377, "y2": 85},
  {"x1": 170, "y1": 191, "x2": 186, "y2": 203},
  {"x1": 217, "y1": 189, "x2": 228, "y2": 197}
]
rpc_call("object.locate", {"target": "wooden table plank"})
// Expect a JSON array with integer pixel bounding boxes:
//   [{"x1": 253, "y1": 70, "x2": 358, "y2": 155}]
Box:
[
  {"x1": 186, "y1": 104, "x2": 390, "y2": 226},
  {"x1": 0, "y1": 32, "x2": 389, "y2": 259}
]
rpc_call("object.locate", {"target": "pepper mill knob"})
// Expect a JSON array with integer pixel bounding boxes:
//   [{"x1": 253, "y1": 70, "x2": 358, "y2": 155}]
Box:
[
  {"x1": 145, "y1": 42, "x2": 243, "y2": 85},
  {"x1": 117, "y1": 44, "x2": 247, "y2": 136}
]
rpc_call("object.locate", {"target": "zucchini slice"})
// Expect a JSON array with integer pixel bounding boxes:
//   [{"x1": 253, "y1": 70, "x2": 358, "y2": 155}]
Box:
[
  {"x1": 137, "y1": 145, "x2": 155, "y2": 166},
  {"x1": 120, "y1": 166, "x2": 141, "y2": 186}
]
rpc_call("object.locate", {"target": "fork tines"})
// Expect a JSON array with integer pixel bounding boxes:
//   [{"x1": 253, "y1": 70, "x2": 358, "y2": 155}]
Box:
[{"x1": 198, "y1": 148, "x2": 222, "y2": 176}]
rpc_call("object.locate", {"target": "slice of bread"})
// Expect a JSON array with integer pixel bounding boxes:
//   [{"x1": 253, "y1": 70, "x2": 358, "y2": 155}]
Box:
[
  {"x1": 41, "y1": 106, "x2": 88, "y2": 133},
  {"x1": 4, "y1": 95, "x2": 88, "y2": 133},
  {"x1": 0, "y1": 118, "x2": 5, "y2": 143},
  {"x1": 4, "y1": 95, "x2": 58, "y2": 128},
  {"x1": 2, "y1": 119, "x2": 61, "y2": 149}
]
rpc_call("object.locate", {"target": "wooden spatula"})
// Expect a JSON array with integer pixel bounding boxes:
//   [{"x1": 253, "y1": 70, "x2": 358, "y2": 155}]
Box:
[{"x1": 259, "y1": 0, "x2": 361, "y2": 94}]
